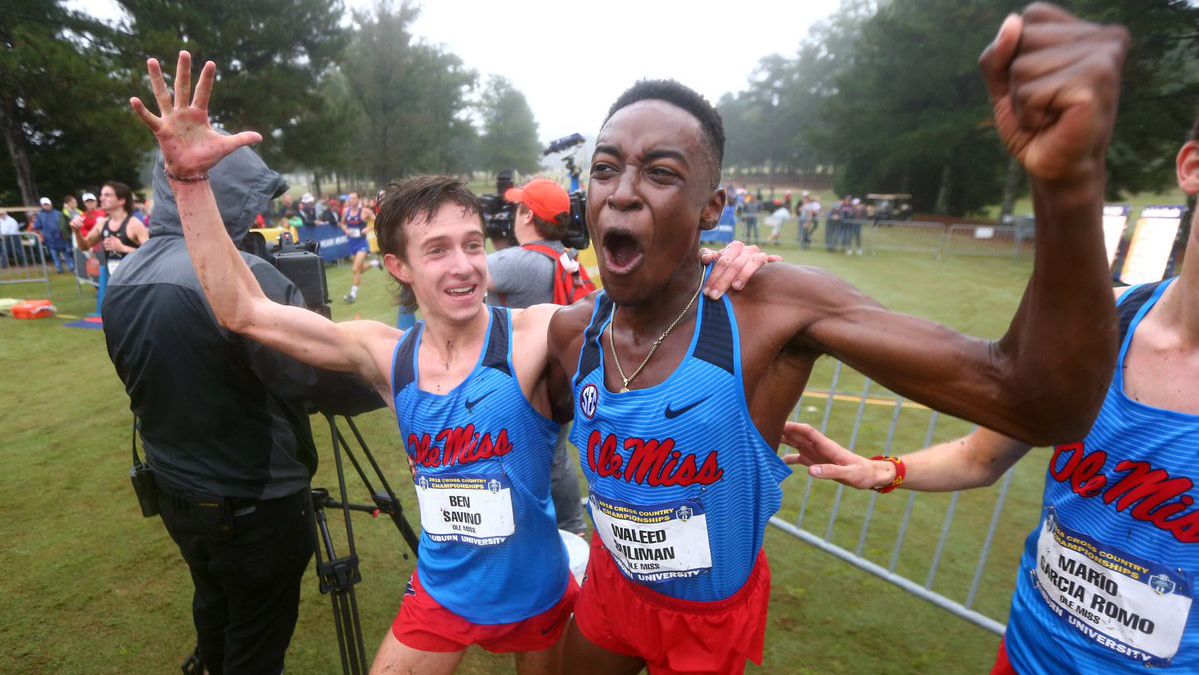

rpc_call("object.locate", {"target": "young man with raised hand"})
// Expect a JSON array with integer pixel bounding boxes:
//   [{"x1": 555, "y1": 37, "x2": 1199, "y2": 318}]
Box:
[
  {"x1": 544, "y1": 5, "x2": 1129, "y2": 673},
  {"x1": 128, "y1": 51, "x2": 768, "y2": 675}
]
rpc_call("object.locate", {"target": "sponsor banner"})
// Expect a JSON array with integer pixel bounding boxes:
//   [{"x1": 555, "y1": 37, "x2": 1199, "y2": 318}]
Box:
[
  {"x1": 590, "y1": 492, "x2": 712, "y2": 583},
  {"x1": 1119, "y1": 205, "x2": 1184, "y2": 285},
  {"x1": 700, "y1": 205, "x2": 737, "y2": 244},
  {"x1": 296, "y1": 223, "x2": 354, "y2": 262},
  {"x1": 415, "y1": 473, "x2": 515, "y2": 546},
  {"x1": 1102, "y1": 205, "x2": 1131, "y2": 268},
  {"x1": 1032, "y1": 509, "x2": 1191, "y2": 667}
]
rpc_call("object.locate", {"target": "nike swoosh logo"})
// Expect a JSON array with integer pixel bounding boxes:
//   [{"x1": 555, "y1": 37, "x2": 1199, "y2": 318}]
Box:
[
  {"x1": 664, "y1": 398, "x2": 708, "y2": 419},
  {"x1": 465, "y1": 390, "x2": 496, "y2": 412}
]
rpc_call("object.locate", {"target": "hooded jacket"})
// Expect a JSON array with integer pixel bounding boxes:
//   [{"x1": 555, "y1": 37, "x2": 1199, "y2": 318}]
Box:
[{"x1": 103, "y1": 146, "x2": 381, "y2": 499}]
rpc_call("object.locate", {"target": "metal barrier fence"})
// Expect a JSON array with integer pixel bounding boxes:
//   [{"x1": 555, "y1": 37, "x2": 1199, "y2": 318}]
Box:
[
  {"x1": 0, "y1": 233, "x2": 52, "y2": 298},
  {"x1": 945, "y1": 223, "x2": 1035, "y2": 259},
  {"x1": 772, "y1": 359, "x2": 1045, "y2": 635},
  {"x1": 73, "y1": 245, "x2": 101, "y2": 295},
  {"x1": 849, "y1": 220, "x2": 1035, "y2": 259},
  {"x1": 860, "y1": 220, "x2": 948, "y2": 256}
]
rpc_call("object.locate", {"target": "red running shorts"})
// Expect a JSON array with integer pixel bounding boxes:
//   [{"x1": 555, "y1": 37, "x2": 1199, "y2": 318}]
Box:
[
  {"x1": 391, "y1": 569, "x2": 579, "y2": 654},
  {"x1": 574, "y1": 534, "x2": 772, "y2": 675}
]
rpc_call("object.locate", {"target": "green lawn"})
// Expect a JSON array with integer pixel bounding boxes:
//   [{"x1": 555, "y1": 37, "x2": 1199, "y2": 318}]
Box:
[{"x1": 0, "y1": 243, "x2": 1043, "y2": 673}]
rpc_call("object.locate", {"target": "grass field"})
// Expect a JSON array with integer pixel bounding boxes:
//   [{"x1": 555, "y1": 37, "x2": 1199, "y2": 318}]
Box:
[{"x1": 0, "y1": 239, "x2": 1046, "y2": 673}]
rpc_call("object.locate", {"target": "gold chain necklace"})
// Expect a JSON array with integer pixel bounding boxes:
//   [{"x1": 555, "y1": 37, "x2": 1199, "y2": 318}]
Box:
[{"x1": 608, "y1": 266, "x2": 704, "y2": 393}]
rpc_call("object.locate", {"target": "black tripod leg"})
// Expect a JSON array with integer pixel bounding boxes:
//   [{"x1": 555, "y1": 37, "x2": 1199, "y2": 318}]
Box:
[
  {"x1": 341, "y1": 416, "x2": 421, "y2": 556},
  {"x1": 311, "y1": 493, "x2": 355, "y2": 675}
]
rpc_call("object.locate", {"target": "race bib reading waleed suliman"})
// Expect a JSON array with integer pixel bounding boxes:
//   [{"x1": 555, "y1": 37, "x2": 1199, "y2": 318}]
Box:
[
  {"x1": 415, "y1": 471, "x2": 515, "y2": 546},
  {"x1": 1032, "y1": 509, "x2": 1192, "y2": 667},
  {"x1": 590, "y1": 492, "x2": 713, "y2": 583}
]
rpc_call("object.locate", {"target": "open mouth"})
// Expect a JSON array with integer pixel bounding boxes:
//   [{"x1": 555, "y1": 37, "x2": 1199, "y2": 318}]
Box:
[{"x1": 602, "y1": 230, "x2": 645, "y2": 276}]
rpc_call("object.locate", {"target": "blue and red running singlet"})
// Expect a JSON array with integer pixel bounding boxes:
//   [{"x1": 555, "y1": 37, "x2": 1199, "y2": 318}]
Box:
[
  {"x1": 391, "y1": 306, "x2": 569, "y2": 625},
  {"x1": 570, "y1": 264, "x2": 793, "y2": 602},
  {"x1": 1006, "y1": 278, "x2": 1199, "y2": 672},
  {"x1": 344, "y1": 207, "x2": 366, "y2": 236}
]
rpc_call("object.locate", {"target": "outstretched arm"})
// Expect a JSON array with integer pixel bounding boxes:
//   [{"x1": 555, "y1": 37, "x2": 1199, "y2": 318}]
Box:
[
  {"x1": 780, "y1": 422, "x2": 1032, "y2": 493},
  {"x1": 784, "y1": 6, "x2": 1125, "y2": 445},
  {"x1": 129, "y1": 52, "x2": 395, "y2": 385}
]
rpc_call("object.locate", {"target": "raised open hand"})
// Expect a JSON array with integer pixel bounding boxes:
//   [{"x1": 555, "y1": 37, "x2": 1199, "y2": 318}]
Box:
[
  {"x1": 129, "y1": 51, "x2": 262, "y2": 179},
  {"x1": 980, "y1": 4, "x2": 1129, "y2": 183}
]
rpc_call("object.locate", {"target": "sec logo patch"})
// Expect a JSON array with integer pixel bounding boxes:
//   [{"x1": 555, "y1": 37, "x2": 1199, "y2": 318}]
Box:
[{"x1": 580, "y1": 383, "x2": 599, "y2": 419}]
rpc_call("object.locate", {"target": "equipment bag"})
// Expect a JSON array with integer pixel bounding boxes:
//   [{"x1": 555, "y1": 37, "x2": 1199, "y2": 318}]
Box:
[{"x1": 521, "y1": 243, "x2": 596, "y2": 305}]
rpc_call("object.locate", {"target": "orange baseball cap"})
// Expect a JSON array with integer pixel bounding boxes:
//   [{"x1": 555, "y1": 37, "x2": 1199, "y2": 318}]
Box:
[{"x1": 505, "y1": 178, "x2": 570, "y2": 224}]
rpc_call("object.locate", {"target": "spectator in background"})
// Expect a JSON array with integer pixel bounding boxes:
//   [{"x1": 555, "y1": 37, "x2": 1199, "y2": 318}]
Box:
[
  {"x1": 319, "y1": 197, "x2": 340, "y2": 227},
  {"x1": 740, "y1": 192, "x2": 760, "y2": 245},
  {"x1": 0, "y1": 209, "x2": 19, "y2": 268},
  {"x1": 827, "y1": 196, "x2": 850, "y2": 252},
  {"x1": 275, "y1": 193, "x2": 296, "y2": 222},
  {"x1": 297, "y1": 193, "x2": 317, "y2": 228},
  {"x1": 71, "y1": 192, "x2": 110, "y2": 313},
  {"x1": 62, "y1": 195, "x2": 82, "y2": 244},
  {"x1": 0, "y1": 210, "x2": 19, "y2": 235},
  {"x1": 35, "y1": 197, "x2": 74, "y2": 273},
  {"x1": 797, "y1": 193, "x2": 814, "y2": 248},
  {"x1": 844, "y1": 197, "x2": 864, "y2": 255},
  {"x1": 765, "y1": 200, "x2": 790, "y2": 245}
]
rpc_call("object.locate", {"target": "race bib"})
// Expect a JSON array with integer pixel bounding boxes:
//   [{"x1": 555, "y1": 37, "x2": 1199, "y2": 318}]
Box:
[
  {"x1": 415, "y1": 472, "x2": 515, "y2": 546},
  {"x1": 1032, "y1": 509, "x2": 1192, "y2": 667},
  {"x1": 590, "y1": 492, "x2": 712, "y2": 583},
  {"x1": 106, "y1": 259, "x2": 120, "y2": 274}
]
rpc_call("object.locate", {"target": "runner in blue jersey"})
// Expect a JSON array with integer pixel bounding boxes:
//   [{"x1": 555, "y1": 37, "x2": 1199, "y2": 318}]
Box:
[
  {"x1": 782, "y1": 115, "x2": 1199, "y2": 673},
  {"x1": 127, "y1": 49, "x2": 772, "y2": 675},
  {"x1": 341, "y1": 191, "x2": 375, "y2": 304},
  {"x1": 545, "y1": 6, "x2": 1129, "y2": 673}
]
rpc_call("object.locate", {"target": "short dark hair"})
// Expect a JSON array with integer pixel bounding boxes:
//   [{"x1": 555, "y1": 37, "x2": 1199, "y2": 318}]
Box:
[
  {"x1": 104, "y1": 181, "x2": 134, "y2": 212},
  {"x1": 604, "y1": 79, "x2": 725, "y2": 184},
  {"x1": 375, "y1": 175, "x2": 483, "y2": 310},
  {"x1": 1191, "y1": 108, "x2": 1199, "y2": 142}
]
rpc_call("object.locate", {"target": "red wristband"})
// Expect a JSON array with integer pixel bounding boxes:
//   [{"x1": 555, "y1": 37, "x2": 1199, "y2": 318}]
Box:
[{"x1": 871, "y1": 455, "x2": 906, "y2": 494}]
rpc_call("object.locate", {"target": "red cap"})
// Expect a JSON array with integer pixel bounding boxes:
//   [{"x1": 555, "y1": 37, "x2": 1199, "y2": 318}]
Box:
[{"x1": 505, "y1": 178, "x2": 570, "y2": 224}]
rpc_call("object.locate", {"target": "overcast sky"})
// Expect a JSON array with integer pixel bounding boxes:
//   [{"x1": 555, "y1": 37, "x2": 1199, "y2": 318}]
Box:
[{"x1": 73, "y1": 0, "x2": 840, "y2": 143}]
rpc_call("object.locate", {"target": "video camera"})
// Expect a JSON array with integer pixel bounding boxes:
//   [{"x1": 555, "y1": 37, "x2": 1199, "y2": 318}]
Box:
[
  {"x1": 240, "y1": 230, "x2": 331, "y2": 318},
  {"x1": 271, "y1": 233, "x2": 331, "y2": 318},
  {"x1": 479, "y1": 170, "x2": 518, "y2": 247},
  {"x1": 543, "y1": 133, "x2": 586, "y2": 156},
  {"x1": 479, "y1": 167, "x2": 591, "y2": 251},
  {"x1": 545, "y1": 133, "x2": 585, "y2": 191}
]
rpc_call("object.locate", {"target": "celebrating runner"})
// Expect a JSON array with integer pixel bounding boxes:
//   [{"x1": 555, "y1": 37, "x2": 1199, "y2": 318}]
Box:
[{"x1": 544, "y1": 5, "x2": 1129, "y2": 673}]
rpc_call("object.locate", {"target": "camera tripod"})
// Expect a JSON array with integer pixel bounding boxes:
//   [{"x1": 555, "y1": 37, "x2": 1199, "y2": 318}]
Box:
[{"x1": 310, "y1": 413, "x2": 420, "y2": 675}]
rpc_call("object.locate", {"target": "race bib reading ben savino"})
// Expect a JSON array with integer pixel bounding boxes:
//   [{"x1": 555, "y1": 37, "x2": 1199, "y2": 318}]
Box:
[
  {"x1": 415, "y1": 473, "x2": 515, "y2": 546},
  {"x1": 590, "y1": 492, "x2": 712, "y2": 583},
  {"x1": 1032, "y1": 509, "x2": 1192, "y2": 667}
]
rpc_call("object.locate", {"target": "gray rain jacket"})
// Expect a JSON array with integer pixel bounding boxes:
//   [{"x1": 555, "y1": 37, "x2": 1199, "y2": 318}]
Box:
[{"x1": 103, "y1": 146, "x2": 381, "y2": 500}]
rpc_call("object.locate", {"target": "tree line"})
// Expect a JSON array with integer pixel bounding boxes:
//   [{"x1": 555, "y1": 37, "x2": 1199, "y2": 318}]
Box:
[
  {"x1": 719, "y1": 0, "x2": 1199, "y2": 216},
  {"x1": 0, "y1": 0, "x2": 542, "y2": 205}
]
